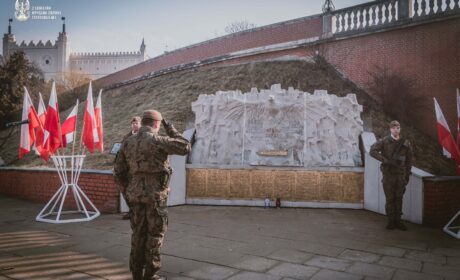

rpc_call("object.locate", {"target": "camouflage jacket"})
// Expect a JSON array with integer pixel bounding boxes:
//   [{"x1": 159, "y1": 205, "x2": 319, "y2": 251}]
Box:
[
  {"x1": 113, "y1": 125, "x2": 191, "y2": 203},
  {"x1": 370, "y1": 135, "x2": 413, "y2": 176},
  {"x1": 122, "y1": 131, "x2": 135, "y2": 142}
]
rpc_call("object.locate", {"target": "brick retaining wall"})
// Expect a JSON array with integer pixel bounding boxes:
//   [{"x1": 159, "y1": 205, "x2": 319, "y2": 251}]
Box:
[
  {"x1": 0, "y1": 168, "x2": 119, "y2": 213},
  {"x1": 322, "y1": 17, "x2": 460, "y2": 138},
  {"x1": 95, "y1": 15, "x2": 323, "y2": 89},
  {"x1": 423, "y1": 176, "x2": 460, "y2": 227}
]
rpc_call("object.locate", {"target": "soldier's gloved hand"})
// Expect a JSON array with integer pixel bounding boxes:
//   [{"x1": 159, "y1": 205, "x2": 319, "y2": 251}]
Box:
[{"x1": 162, "y1": 119, "x2": 173, "y2": 130}]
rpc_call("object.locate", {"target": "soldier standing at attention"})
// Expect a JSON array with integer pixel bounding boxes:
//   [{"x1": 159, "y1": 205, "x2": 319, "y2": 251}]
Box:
[
  {"x1": 124, "y1": 116, "x2": 142, "y2": 141},
  {"x1": 121, "y1": 116, "x2": 141, "y2": 220},
  {"x1": 370, "y1": 120, "x2": 413, "y2": 231},
  {"x1": 114, "y1": 110, "x2": 191, "y2": 280}
]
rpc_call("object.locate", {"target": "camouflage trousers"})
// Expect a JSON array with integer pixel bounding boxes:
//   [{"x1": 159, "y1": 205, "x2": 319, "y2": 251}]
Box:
[
  {"x1": 382, "y1": 174, "x2": 407, "y2": 221},
  {"x1": 129, "y1": 200, "x2": 168, "y2": 280}
]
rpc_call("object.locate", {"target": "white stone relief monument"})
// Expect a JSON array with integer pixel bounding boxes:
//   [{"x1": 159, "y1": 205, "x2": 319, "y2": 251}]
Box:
[{"x1": 190, "y1": 84, "x2": 363, "y2": 167}]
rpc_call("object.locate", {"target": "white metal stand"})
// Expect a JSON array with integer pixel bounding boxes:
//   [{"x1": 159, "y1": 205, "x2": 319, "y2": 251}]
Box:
[
  {"x1": 444, "y1": 211, "x2": 460, "y2": 239},
  {"x1": 35, "y1": 155, "x2": 100, "y2": 223}
]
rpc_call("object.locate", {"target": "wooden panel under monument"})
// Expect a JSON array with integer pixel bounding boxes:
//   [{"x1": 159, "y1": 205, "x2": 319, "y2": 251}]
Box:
[
  {"x1": 295, "y1": 171, "x2": 320, "y2": 200},
  {"x1": 186, "y1": 169, "x2": 207, "y2": 197},
  {"x1": 250, "y1": 170, "x2": 275, "y2": 198},
  {"x1": 186, "y1": 168, "x2": 363, "y2": 203},
  {"x1": 228, "y1": 170, "x2": 251, "y2": 198}
]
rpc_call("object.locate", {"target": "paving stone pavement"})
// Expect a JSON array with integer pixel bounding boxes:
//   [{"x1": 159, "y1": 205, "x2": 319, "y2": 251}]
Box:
[{"x1": 0, "y1": 194, "x2": 459, "y2": 280}]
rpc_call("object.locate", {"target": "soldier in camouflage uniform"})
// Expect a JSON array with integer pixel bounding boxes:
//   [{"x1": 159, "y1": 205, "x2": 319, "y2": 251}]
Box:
[
  {"x1": 121, "y1": 116, "x2": 141, "y2": 220},
  {"x1": 123, "y1": 116, "x2": 142, "y2": 142},
  {"x1": 370, "y1": 120, "x2": 413, "y2": 230},
  {"x1": 114, "y1": 110, "x2": 191, "y2": 280}
]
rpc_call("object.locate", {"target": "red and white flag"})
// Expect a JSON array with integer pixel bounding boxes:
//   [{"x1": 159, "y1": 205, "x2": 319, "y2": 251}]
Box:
[
  {"x1": 434, "y1": 98, "x2": 460, "y2": 173},
  {"x1": 82, "y1": 81, "x2": 99, "y2": 153},
  {"x1": 37, "y1": 93, "x2": 46, "y2": 126},
  {"x1": 43, "y1": 82, "x2": 62, "y2": 158},
  {"x1": 94, "y1": 89, "x2": 104, "y2": 152},
  {"x1": 34, "y1": 92, "x2": 48, "y2": 159},
  {"x1": 61, "y1": 100, "x2": 79, "y2": 148},
  {"x1": 19, "y1": 87, "x2": 41, "y2": 159},
  {"x1": 456, "y1": 88, "x2": 460, "y2": 149}
]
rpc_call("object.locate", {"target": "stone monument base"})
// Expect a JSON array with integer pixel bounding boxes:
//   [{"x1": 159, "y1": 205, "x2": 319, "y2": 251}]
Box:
[{"x1": 186, "y1": 167, "x2": 364, "y2": 208}]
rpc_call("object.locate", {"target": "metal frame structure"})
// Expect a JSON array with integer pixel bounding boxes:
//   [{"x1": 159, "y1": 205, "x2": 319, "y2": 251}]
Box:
[
  {"x1": 444, "y1": 211, "x2": 460, "y2": 239},
  {"x1": 35, "y1": 155, "x2": 100, "y2": 223}
]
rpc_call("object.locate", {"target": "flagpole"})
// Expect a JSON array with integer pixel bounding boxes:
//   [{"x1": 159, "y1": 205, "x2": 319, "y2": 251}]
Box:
[
  {"x1": 72, "y1": 99, "x2": 79, "y2": 156},
  {"x1": 79, "y1": 111, "x2": 85, "y2": 156},
  {"x1": 53, "y1": 82, "x2": 64, "y2": 157}
]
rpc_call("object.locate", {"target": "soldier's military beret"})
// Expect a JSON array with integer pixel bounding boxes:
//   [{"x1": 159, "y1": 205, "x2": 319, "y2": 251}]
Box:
[
  {"x1": 131, "y1": 116, "x2": 141, "y2": 123},
  {"x1": 389, "y1": 120, "x2": 400, "y2": 128},
  {"x1": 142, "y1": 110, "x2": 163, "y2": 121}
]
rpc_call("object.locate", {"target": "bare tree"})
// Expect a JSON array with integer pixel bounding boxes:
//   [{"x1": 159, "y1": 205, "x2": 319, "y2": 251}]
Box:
[
  {"x1": 367, "y1": 65, "x2": 425, "y2": 124},
  {"x1": 224, "y1": 20, "x2": 257, "y2": 34},
  {"x1": 60, "y1": 70, "x2": 91, "y2": 91}
]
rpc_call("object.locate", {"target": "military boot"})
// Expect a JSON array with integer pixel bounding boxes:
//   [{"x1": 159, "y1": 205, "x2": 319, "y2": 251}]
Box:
[
  {"x1": 144, "y1": 267, "x2": 167, "y2": 280},
  {"x1": 386, "y1": 217, "x2": 395, "y2": 230},
  {"x1": 395, "y1": 217, "x2": 407, "y2": 231}
]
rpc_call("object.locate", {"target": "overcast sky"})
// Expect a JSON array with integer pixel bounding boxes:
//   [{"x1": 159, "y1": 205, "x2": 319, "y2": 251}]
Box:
[{"x1": 1, "y1": 0, "x2": 368, "y2": 58}]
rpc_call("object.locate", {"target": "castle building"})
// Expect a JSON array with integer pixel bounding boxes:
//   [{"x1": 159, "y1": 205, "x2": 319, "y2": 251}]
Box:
[{"x1": 2, "y1": 19, "x2": 147, "y2": 81}]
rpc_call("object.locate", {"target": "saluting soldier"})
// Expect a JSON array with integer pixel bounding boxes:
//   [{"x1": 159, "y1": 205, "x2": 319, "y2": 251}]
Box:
[
  {"x1": 114, "y1": 110, "x2": 191, "y2": 280},
  {"x1": 370, "y1": 120, "x2": 413, "y2": 230}
]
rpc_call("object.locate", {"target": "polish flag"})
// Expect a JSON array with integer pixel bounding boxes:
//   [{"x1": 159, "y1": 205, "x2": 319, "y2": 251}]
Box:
[
  {"x1": 19, "y1": 87, "x2": 41, "y2": 159},
  {"x1": 82, "y1": 81, "x2": 99, "y2": 153},
  {"x1": 37, "y1": 93, "x2": 47, "y2": 126},
  {"x1": 61, "y1": 100, "x2": 79, "y2": 148},
  {"x1": 457, "y1": 89, "x2": 460, "y2": 149},
  {"x1": 34, "y1": 92, "x2": 48, "y2": 159},
  {"x1": 434, "y1": 98, "x2": 460, "y2": 173},
  {"x1": 94, "y1": 89, "x2": 104, "y2": 152},
  {"x1": 43, "y1": 82, "x2": 62, "y2": 158}
]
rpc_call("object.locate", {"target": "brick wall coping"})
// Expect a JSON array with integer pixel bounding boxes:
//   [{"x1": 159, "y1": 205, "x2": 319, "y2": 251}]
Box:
[
  {"x1": 0, "y1": 167, "x2": 112, "y2": 175},
  {"x1": 145, "y1": 14, "x2": 322, "y2": 60},
  {"x1": 423, "y1": 176, "x2": 460, "y2": 182},
  {"x1": 185, "y1": 164, "x2": 364, "y2": 172}
]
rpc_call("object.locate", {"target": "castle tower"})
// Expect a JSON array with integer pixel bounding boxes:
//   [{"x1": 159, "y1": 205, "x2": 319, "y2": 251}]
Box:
[
  {"x1": 140, "y1": 38, "x2": 146, "y2": 60},
  {"x1": 55, "y1": 17, "x2": 70, "y2": 80},
  {"x1": 2, "y1": 19, "x2": 16, "y2": 59}
]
